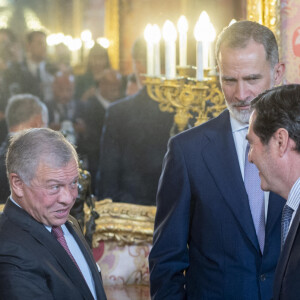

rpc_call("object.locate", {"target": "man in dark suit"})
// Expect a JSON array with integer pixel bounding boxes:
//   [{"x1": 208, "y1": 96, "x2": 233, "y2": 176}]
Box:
[
  {"x1": 0, "y1": 93, "x2": 48, "y2": 203},
  {"x1": 0, "y1": 128, "x2": 106, "y2": 299},
  {"x1": 96, "y1": 38, "x2": 174, "y2": 205},
  {"x1": 81, "y1": 68, "x2": 124, "y2": 193},
  {"x1": 3, "y1": 30, "x2": 55, "y2": 104},
  {"x1": 149, "y1": 21, "x2": 285, "y2": 299},
  {"x1": 247, "y1": 84, "x2": 300, "y2": 300}
]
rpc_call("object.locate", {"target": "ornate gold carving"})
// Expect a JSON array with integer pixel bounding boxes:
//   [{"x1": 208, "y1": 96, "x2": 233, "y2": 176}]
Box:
[
  {"x1": 105, "y1": 0, "x2": 120, "y2": 70},
  {"x1": 85, "y1": 199, "x2": 156, "y2": 248},
  {"x1": 247, "y1": 0, "x2": 280, "y2": 43},
  {"x1": 145, "y1": 68, "x2": 225, "y2": 132},
  {"x1": 0, "y1": 204, "x2": 4, "y2": 213}
]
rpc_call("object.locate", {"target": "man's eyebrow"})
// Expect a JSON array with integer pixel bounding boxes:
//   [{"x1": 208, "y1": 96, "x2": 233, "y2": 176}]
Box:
[
  {"x1": 221, "y1": 76, "x2": 236, "y2": 81},
  {"x1": 243, "y1": 74, "x2": 263, "y2": 80}
]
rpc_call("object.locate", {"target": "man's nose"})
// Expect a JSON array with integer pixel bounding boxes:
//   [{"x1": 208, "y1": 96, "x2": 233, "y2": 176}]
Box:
[
  {"x1": 234, "y1": 81, "x2": 249, "y2": 101},
  {"x1": 60, "y1": 186, "x2": 77, "y2": 204}
]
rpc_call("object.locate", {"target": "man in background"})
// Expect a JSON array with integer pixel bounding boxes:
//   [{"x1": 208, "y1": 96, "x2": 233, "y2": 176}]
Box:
[
  {"x1": 149, "y1": 20, "x2": 285, "y2": 299},
  {"x1": 3, "y1": 30, "x2": 55, "y2": 103},
  {"x1": 247, "y1": 84, "x2": 300, "y2": 300},
  {"x1": 96, "y1": 38, "x2": 174, "y2": 205},
  {"x1": 0, "y1": 94, "x2": 48, "y2": 203},
  {"x1": 0, "y1": 128, "x2": 107, "y2": 299},
  {"x1": 81, "y1": 68, "x2": 124, "y2": 192}
]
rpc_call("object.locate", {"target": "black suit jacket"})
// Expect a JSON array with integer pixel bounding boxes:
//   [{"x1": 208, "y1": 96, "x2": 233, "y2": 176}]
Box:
[
  {"x1": 0, "y1": 136, "x2": 9, "y2": 203},
  {"x1": 0, "y1": 200, "x2": 107, "y2": 300},
  {"x1": 96, "y1": 87, "x2": 174, "y2": 205},
  {"x1": 273, "y1": 205, "x2": 300, "y2": 300},
  {"x1": 149, "y1": 110, "x2": 285, "y2": 299}
]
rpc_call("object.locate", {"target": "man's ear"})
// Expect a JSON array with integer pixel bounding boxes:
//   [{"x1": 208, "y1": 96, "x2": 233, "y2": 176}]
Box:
[
  {"x1": 273, "y1": 62, "x2": 285, "y2": 85},
  {"x1": 273, "y1": 128, "x2": 289, "y2": 156},
  {"x1": 9, "y1": 173, "x2": 25, "y2": 198}
]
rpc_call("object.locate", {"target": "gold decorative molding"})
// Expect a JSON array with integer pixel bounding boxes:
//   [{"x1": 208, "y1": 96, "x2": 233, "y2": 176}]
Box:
[
  {"x1": 104, "y1": 0, "x2": 120, "y2": 70},
  {"x1": 85, "y1": 199, "x2": 156, "y2": 247},
  {"x1": 0, "y1": 204, "x2": 4, "y2": 213},
  {"x1": 247, "y1": 0, "x2": 280, "y2": 44}
]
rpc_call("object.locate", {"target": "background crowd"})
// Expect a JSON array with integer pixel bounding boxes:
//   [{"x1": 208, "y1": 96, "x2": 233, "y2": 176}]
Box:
[{"x1": 0, "y1": 28, "x2": 173, "y2": 206}]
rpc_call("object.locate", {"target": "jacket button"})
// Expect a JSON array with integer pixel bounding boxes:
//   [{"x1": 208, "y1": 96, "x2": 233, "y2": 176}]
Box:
[{"x1": 260, "y1": 274, "x2": 266, "y2": 281}]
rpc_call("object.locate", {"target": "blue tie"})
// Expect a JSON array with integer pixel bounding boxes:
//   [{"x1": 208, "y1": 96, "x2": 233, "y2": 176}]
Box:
[
  {"x1": 244, "y1": 143, "x2": 265, "y2": 252},
  {"x1": 281, "y1": 204, "x2": 294, "y2": 250}
]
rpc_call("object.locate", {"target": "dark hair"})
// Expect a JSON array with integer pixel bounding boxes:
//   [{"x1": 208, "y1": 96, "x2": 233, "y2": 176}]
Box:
[
  {"x1": 26, "y1": 31, "x2": 46, "y2": 44},
  {"x1": 131, "y1": 37, "x2": 146, "y2": 65},
  {"x1": 215, "y1": 20, "x2": 279, "y2": 68},
  {"x1": 251, "y1": 84, "x2": 300, "y2": 152},
  {"x1": 87, "y1": 44, "x2": 111, "y2": 70},
  {"x1": 0, "y1": 28, "x2": 17, "y2": 44}
]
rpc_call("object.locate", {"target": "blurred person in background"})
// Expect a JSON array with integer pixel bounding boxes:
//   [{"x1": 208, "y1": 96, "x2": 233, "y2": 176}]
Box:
[
  {"x1": 75, "y1": 44, "x2": 111, "y2": 102},
  {"x1": 80, "y1": 68, "x2": 124, "y2": 192},
  {"x1": 96, "y1": 37, "x2": 173, "y2": 205},
  {"x1": 0, "y1": 94, "x2": 48, "y2": 203}
]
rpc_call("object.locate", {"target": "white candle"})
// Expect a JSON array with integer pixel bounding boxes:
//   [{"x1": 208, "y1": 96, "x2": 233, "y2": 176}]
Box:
[
  {"x1": 207, "y1": 21, "x2": 216, "y2": 71},
  {"x1": 147, "y1": 42, "x2": 154, "y2": 76},
  {"x1": 196, "y1": 41, "x2": 204, "y2": 81},
  {"x1": 163, "y1": 20, "x2": 177, "y2": 79},
  {"x1": 209, "y1": 42, "x2": 215, "y2": 72},
  {"x1": 177, "y1": 16, "x2": 188, "y2": 67},
  {"x1": 144, "y1": 24, "x2": 154, "y2": 76},
  {"x1": 203, "y1": 41, "x2": 209, "y2": 70},
  {"x1": 194, "y1": 19, "x2": 204, "y2": 81},
  {"x1": 153, "y1": 24, "x2": 161, "y2": 77}
]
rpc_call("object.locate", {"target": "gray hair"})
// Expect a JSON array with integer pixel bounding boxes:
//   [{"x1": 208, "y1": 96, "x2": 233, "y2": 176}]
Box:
[
  {"x1": 5, "y1": 94, "x2": 48, "y2": 129},
  {"x1": 6, "y1": 128, "x2": 78, "y2": 185},
  {"x1": 215, "y1": 20, "x2": 279, "y2": 68}
]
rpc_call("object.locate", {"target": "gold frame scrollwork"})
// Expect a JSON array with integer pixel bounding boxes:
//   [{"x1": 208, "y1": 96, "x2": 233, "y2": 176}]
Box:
[
  {"x1": 247, "y1": 0, "x2": 280, "y2": 47},
  {"x1": 104, "y1": 0, "x2": 120, "y2": 70}
]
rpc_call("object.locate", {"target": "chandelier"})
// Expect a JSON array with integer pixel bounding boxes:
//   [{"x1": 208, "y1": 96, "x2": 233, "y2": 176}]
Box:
[{"x1": 144, "y1": 12, "x2": 229, "y2": 132}]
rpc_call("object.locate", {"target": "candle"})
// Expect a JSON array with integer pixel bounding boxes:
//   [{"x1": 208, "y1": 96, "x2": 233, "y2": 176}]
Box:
[
  {"x1": 163, "y1": 20, "x2": 177, "y2": 79},
  {"x1": 152, "y1": 24, "x2": 161, "y2": 77},
  {"x1": 194, "y1": 20, "x2": 204, "y2": 81},
  {"x1": 206, "y1": 20, "x2": 216, "y2": 70},
  {"x1": 177, "y1": 15, "x2": 188, "y2": 67},
  {"x1": 144, "y1": 24, "x2": 154, "y2": 76},
  {"x1": 196, "y1": 41, "x2": 204, "y2": 81}
]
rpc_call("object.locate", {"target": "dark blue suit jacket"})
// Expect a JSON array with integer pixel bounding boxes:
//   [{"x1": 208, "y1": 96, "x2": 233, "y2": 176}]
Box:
[
  {"x1": 149, "y1": 110, "x2": 285, "y2": 300},
  {"x1": 97, "y1": 87, "x2": 174, "y2": 205},
  {"x1": 0, "y1": 200, "x2": 107, "y2": 300},
  {"x1": 273, "y1": 205, "x2": 300, "y2": 300}
]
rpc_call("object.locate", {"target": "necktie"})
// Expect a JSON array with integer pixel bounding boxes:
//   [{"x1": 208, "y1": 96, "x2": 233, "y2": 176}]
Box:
[
  {"x1": 244, "y1": 143, "x2": 265, "y2": 252},
  {"x1": 281, "y1": 204, "x2": 294, "y2": 250},
  {"x1": 51, "y1": 226, "x2": 82, "y2": 272}
]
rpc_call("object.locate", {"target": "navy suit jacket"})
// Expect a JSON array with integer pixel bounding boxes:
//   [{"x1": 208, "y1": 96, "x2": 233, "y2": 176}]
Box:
[
  {"x1": 97, "y1": 87, "x2": 174, "y2": 205},
  {"x1": 273, "y1": 205, "x2": 300, "y2": 300},
  {"x1": 0, "y1": 200, "x2": 107, "y2": 300},
  {"x1": 149, "y1": 110, "x2": 285, "y2": 300}
]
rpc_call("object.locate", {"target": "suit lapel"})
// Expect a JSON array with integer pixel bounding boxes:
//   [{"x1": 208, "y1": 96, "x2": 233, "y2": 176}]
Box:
[
  {"x1": 265, "y1": 193, "x2": 285, "y2": 241},
  {"x1": 273, "y1": 206, "x2": 300, "y2": 300},
  {"x1": 67, "y1": 219, "x2": 107, "y2": 300},
  {"x1": 4, "y1": 201, "x2": 95, "y2": 300},
  {"x1": 201, "y1": 111, "x2": 259, "y2": 251}
]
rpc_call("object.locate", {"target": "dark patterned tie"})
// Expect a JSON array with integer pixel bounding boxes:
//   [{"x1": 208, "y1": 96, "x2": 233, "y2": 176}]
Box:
[
  {"x1": 51, "y1": 226, "x2": 82, "y2": 272},
  {"x1": 281, "y1": 204, "x2": 294, "y2": 250},
  {"x1": 244, "y1": 143, "x2": 265, "y2": 252}
]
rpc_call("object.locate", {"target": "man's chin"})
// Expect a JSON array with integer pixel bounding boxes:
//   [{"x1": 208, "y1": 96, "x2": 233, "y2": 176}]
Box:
[{"x1": 229, "y1": 107, "x2": 251, "y2": 124}]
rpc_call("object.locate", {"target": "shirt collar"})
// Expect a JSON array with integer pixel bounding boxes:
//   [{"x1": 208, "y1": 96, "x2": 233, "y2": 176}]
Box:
[
  {"x1": 286, "y1": 177, "x2": 300, "y2": 211},
  {"x1": 230, "y1": 113, "x2": 249, "y2": 133}
]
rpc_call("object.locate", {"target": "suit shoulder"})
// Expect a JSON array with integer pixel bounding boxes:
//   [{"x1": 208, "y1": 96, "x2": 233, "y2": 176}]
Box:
[{"x1": 172, "y1": 109, "x2": 229, "y2": 145}]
